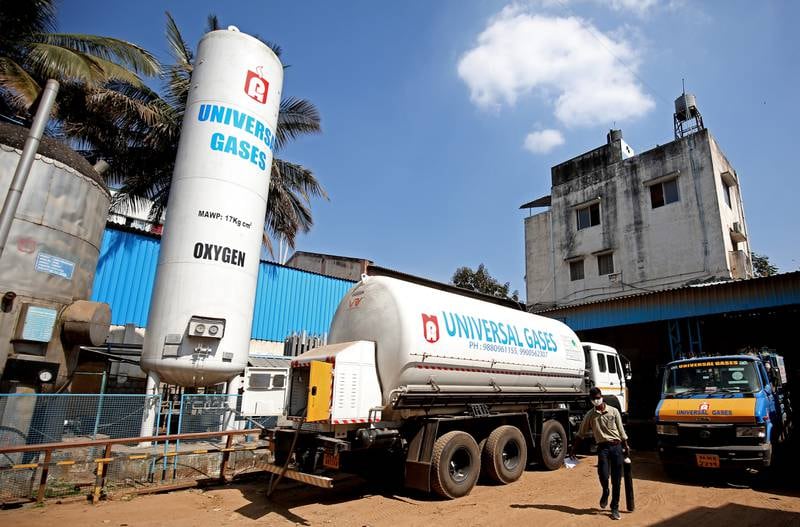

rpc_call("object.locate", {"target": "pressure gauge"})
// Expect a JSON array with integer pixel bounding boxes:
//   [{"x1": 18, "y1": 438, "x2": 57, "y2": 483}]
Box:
[{"x1": 38, "y1": 370, "x2": 54, "y2": 383}]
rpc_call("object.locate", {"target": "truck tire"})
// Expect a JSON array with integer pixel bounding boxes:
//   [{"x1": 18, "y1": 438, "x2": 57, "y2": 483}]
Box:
[
  {"x1": 539, "y1": 420, "x2": 567, "y2": 471},
  {"x1": 430, "y1": 431, "x2": 481, "y2": 499},
  {"x1": 604, "y1": 395, "x2": 622, "y2": 414},
  {"x1": 482, "y1": 425, "x2": 527, "y2": 484}
]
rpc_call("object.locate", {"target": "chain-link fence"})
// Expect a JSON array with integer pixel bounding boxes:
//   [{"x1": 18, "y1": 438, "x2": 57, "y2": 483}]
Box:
[
  {"x1": 0, "y1": 394, "x2": 161, "y2": 502},
  {"x1": 0, "y1": 393, "x2": 276, "y2": 503},
  {"x1": 167, "y1": 394, "x2": 269, "y2": 480}
]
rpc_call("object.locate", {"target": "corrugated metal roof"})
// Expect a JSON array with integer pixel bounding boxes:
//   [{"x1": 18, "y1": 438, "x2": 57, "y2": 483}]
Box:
[
  {"x1": 248, "y1": 355, "x2": 291, "y2": 368},
  {"x1": 91, "y1": 226, "x2": 355, "y2": 341},
  {"x1": 535, "y1": 272, "x2": 800, "y2": 331}
]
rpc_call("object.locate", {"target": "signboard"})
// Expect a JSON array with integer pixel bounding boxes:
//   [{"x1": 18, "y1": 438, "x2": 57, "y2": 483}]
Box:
[{"x1": 35, "y1": 252, "x2": 75, "y2": 280}]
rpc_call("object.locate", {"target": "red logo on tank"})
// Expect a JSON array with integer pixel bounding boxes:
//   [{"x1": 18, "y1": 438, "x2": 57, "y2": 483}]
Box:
[
  {"x1": 244, "y1": 67, "x2": 269, "y2": 104},
  {"x1": 421, "y1": 314, "x2": 439, "y2": 343},
  {"x1": 699, "y1": 402, "x2": 710, "y2": 412}
]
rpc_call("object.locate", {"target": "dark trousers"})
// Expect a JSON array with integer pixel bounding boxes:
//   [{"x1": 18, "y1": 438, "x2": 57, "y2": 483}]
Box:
[{"x1": 597, "y1": 443, "x2": 624, "y2": 510}]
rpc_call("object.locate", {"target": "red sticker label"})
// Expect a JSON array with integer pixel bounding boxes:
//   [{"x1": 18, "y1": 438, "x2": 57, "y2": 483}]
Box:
[{"x1": 244, "y1": 68, "x2": 269, "y2": 104}]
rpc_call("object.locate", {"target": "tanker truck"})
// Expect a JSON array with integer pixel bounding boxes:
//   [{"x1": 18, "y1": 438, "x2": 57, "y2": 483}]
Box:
[{"x1": 263, "y1": 275, "x2": 629, "y2": 499}]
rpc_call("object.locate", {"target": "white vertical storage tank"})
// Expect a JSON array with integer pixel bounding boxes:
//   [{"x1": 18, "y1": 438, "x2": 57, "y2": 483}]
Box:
[{"x1": 141, "y1": 27, "x2": 283, "y2": 387}]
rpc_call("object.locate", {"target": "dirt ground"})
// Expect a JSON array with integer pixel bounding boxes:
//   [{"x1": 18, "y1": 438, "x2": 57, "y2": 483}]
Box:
[{"x1": 2, "y1": 451, "x2": 798, "y2": 527}]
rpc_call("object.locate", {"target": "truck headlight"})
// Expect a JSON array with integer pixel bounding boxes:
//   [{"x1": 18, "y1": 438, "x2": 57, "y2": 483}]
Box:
[
  {"x1": 735, "y1": 426, "x2": 766, "y2": 438},
  {"x1": 656, "y1": 423, "x2": 678, "y2": 435}
]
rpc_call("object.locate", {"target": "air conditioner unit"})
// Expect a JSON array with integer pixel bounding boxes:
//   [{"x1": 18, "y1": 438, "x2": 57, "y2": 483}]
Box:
[{"x1": 608, "y1": 272, "x2": 622, "y2": 284}]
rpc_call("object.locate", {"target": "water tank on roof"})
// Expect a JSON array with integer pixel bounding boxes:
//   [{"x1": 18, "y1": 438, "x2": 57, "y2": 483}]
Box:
[{"x1": 674, "y1": 93, "x2": 698, "y2": 121}]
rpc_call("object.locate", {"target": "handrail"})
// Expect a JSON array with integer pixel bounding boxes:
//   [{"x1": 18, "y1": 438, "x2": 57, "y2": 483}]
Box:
[{"x1": 0, "y1": 429, "x2": 260, "y2": 454}]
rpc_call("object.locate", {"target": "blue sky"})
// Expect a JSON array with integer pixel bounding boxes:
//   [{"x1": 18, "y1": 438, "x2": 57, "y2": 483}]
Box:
[{"x1": 60, "y1": 0, "x2": 799, "y2": 299}]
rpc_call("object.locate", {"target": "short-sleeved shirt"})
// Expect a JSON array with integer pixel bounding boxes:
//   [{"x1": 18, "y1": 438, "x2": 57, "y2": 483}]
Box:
[{"x1": 578, "y1": 404, "x2": 628, "y2": 444}]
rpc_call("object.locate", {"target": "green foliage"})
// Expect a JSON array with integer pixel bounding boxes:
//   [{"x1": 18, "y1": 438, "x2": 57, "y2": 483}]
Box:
[
  {"x1": 751, "y1": 252, "x2": 778, "y2": 277},
  {"x1": 451, "y1": 264, "x2": 519, "y2": 301},
  {"x1": 0, "y1": 0, "x2": 158, "y2": 115}
]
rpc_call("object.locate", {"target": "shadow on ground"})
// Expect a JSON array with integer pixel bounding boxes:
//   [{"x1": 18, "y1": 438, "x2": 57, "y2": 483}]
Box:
[{"x1": 646, "y1": 503, "x2": 800, "y2": 527}]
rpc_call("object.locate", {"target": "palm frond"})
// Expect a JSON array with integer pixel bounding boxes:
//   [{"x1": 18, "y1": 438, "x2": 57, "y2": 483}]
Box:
[
  {"x1": 273, "y1": 158, "x2": 329, "y2": 201},
  {"x1": 0, "y1": 57, "x2": 41, "y2": 109},
  {"x1": 275, "y1": 97, "x2": 321, "y2": 151},
  {"x1": 165, "y1": 12, "x2": 192, "y2": 68},
  {"x1": 206, "y1": 14, "x2": 220, "y2": 32},
  {"x1": 34, "y1": 33, "x2": 160, "y2": 76},
  {"x1": 0, "y1": 1, "x2": 56, "y2": 40},
  {"x1": 25, "y1": 42, "x2": 109, "y2": 83},
  {"x1": 263, "y1": 40, "x2": 283, "y2": 59}
]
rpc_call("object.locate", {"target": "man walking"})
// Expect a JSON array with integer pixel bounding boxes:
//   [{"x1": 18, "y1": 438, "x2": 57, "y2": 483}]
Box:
[{"x1": 569, "y1": 387, "x2": 629, "y2": 520}]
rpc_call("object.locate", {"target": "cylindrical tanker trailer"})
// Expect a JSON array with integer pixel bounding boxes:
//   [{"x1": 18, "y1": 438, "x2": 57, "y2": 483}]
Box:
[{"x1": 265, "y1": 275, "x2": 630, "y2": 499}]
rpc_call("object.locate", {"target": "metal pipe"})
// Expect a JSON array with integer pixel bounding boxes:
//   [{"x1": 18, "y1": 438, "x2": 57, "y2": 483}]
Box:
[{"x1": 0, "y1": 79, "x2": 59, "y2": 259}]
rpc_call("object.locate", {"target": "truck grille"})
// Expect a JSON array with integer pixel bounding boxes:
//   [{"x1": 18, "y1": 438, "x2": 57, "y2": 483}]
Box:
[{"x1": 678, "y1": 424, "x2": 735, "y2": 447}]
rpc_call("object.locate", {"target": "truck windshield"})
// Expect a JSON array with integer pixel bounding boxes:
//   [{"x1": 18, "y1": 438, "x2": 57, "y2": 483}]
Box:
[{"x1": 663, "y1": 359, "x2": 761, "y2": 396}]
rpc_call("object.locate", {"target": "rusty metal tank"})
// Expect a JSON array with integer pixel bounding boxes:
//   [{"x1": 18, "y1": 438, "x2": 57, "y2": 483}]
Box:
[{"x1": 0, "y1": 122, "x2": 111, "y2": 391}]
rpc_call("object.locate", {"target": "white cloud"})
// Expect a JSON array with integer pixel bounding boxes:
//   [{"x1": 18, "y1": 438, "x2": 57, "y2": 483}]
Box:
[
  {"x1": 457, "y1": 7, "x2": 655, "y2": 127},
  {"x1": 605, "y1": 0, "x2": 658, "y2": 15},
  {"x1": 532, "y1": 0, "x2": 660, "y2": 16},
  {"x1": 524, "y1": 129, "x2": 565, "y2": 154}
]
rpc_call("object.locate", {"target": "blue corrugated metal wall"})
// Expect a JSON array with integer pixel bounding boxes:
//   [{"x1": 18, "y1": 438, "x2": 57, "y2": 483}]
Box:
[{"x1": 90, "y1": 227, "x2": 354, "y2": 341}]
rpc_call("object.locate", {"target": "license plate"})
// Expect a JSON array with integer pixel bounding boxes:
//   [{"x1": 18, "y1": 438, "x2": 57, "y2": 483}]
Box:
[
  {"x1": 323, "y1": 452, "x2": 340, "y2": 469},
  {"x1": 696, "y1": 454, "x2": 720, "y2": 468}
]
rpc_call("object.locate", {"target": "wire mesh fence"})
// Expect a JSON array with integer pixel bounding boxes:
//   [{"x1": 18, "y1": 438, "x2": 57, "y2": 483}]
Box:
[
  {"x1": 0, "y1": 393, "x2": 275, "y2": 503},
  {"x1": 0, "y1": 394, "x2": 161, "y2": 502}
]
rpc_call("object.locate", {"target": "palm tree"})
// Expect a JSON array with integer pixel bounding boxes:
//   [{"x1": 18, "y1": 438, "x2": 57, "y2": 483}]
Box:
[
  {"x1": 101, "y1": 13, "x2": 326, "y2": 257},
  {"x1": 0, "y1": 0, "x2": 159, "y2": 122}
]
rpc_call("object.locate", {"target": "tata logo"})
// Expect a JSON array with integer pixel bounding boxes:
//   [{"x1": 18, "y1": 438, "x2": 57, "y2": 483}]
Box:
[
  {"x1": 699, "y1": 402, "x2": 710, "y2": 412},
  {"x1": 244, "y1": 67, "x2": 269, "y2": 104},
  {"x1": 422, "y1": 314, "x2": 439, "y2": 343}
]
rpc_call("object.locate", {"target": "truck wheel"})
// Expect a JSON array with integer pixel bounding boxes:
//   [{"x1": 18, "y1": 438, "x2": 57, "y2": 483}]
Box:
[
  {"x1": 431, "y1": 431, "x2": 480, "y2": 499},
  {"x1": 482, "y1": 425, "x2": 527, "y2": 484},
  {"x1": 604, "y1": 395, "x2": 622, "y2": 414},
  {"x1": 539, "y1": 420, "x2": 567, "y2": 471}
]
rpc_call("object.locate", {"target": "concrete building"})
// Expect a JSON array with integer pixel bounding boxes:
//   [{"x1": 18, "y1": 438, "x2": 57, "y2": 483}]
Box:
[{"x1": 522, "y1": 96, "x2": 752, "y2": 309}]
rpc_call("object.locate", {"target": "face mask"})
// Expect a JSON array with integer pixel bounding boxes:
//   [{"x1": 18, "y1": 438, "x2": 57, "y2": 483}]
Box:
[{"x1": 591, "y1": 397, "x2": 603, "y2": 407}]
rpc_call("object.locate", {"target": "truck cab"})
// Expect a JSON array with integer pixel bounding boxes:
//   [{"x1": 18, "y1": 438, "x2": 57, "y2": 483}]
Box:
[
  {"x1": 583, "y1": 342, "x2": 630, "y2": 415},
  {"x1": 655, "y1": 353, "x2": 792, "y2": 472}
]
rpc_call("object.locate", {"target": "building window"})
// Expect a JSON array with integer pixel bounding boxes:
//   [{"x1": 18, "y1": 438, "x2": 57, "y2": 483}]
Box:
[
  {"x1": 576, "y1": 202, "x2": 600, "y2": 230},
  {"x1": 569, "y1": 260, "x2": 584, "y2": 281},
  {"x1": 650, "y1": 178, "x2": 679, "y2": 208},
  {"x1": 597, "y1": 253, "x2": 614, "y2": 275},
  {"x1": 722, "y1": 182, "x2": 732, "y2": 208}
]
